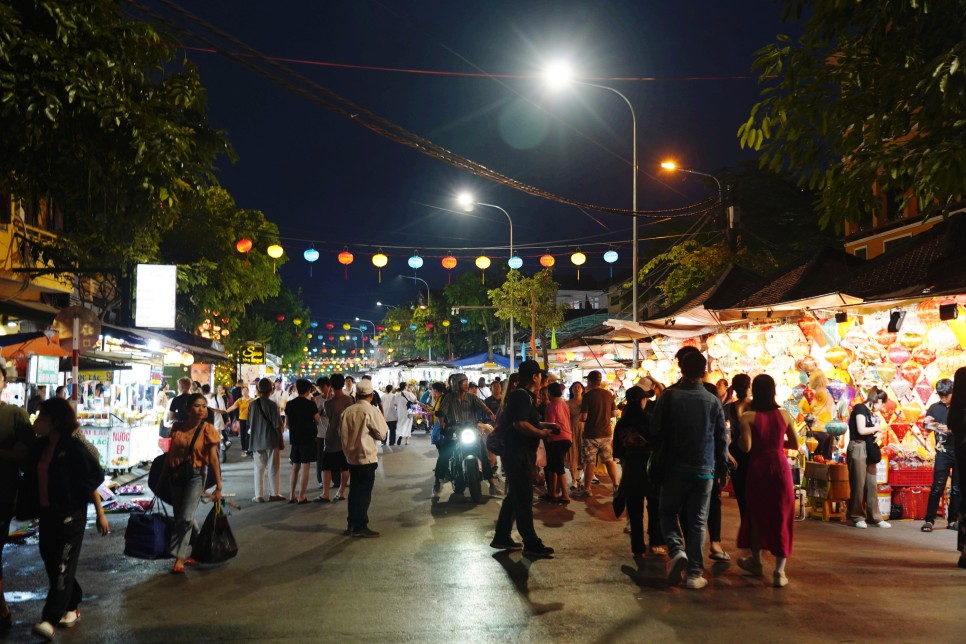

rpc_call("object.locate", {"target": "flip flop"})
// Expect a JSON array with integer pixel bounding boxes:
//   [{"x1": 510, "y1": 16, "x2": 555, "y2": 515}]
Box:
[
  {"x1": 170, "y1": 565, "x2": 186, "y2": 575},
  {"x1": 314, "y1": 497, "x2": 331, "y2": 503},
  {"x1": 921, "y1": 522, "x2": 934, "y2": 532},
  {"x1": 297, "y1": 499, "x2": 310, "y2": 504}
]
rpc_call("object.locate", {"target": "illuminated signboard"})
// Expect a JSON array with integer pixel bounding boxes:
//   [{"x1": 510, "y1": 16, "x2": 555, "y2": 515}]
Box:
[
  {"x1": 239, "y1": 344, "x2": 266, "y2": 365},
  {"x1": 134, "y1": 264, "x2": 177, "y2": 329}
]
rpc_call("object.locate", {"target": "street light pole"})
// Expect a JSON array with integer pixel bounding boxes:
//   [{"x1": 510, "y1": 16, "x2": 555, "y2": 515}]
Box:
[
  {"x1": 400, "y1": 275, "x2": 432, "y2": 361},
  {"x1": 457, "y1": 196, "x2": 515, "y2": 373},
  {"x1": 355, "y1": 317, "x2": 378, "y2": 368},
  {"x1": 572, "y1": 81, "x2": 639, "y2": 368}
]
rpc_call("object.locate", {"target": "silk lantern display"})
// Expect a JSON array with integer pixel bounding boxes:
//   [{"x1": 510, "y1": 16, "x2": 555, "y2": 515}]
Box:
[
  {"x1": 236, "y1": 238, "x2": 253, "y2": 266},
  {"x1": 875, "y1": 329, "x2": 897, "y2": 346},
  {"x1": 603, "y1": 249, "x2": 618, "y2": 277},
  {"x1": 571, "y1": 249, "x2": 586, "y2": 280},
  {"x1": 899, "y1": 332, "x2": 923, "y2": 349},
  {"x1": 267, "y1": 243, "x2": 284, "y2": 273},
  {"x1": 337, "y1": 247, "x2": 354, "y2": 280},
  {"x1": 442, "y1": 254, "x2": 457, "y2": 283},
  {"x1": 887, "y1": 345, "x2": 911, "y2": 365},
  {"x1": 540, "y1": 253, "x2": 555, "y2": 268},
  {"x1": 475, "y1": 254, "x2": 491, "y2": 283},
  {"x1": 408, "y1": 252, "x2": 423, "y2": 270},
  {"x1": 372, "y1": 250, "x2": 388, "y2": 283},
  {"x1": 303, "y1": 247, "x2": 319, "y2": 276}
]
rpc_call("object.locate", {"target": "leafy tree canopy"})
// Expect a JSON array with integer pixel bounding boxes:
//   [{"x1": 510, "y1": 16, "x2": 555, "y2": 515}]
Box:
[
  {"x1": 489, "y1": 269, "x2": 565, "y2": 363},
  {"x1": 738, "y1": 0, "x2": 966, "y2": 231},
  {"x1": 228, "y1": 286, "x2": 309, "y2": 366}
]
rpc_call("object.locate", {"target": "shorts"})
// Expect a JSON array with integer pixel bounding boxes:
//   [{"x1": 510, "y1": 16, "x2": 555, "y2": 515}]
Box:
[
  {"x1": 546, "y1": 440, "x2": 572, "y2": 475},
  {"x1": 582, "y1": 437, "x2": 613, "y2": 465},
  {"x1": 321, "y1": 450, "x2": 349, "y2": 472},
  {"x1": 289, "y1": 443, "x2": 317, "y2": 464}
]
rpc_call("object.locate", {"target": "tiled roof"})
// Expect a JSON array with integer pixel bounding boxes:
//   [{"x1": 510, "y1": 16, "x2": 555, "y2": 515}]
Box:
[
  {"x1": 653, "y1": 264, "x2": 761, "y2": 318},
  {"x1": 733, "y1": 247, "x2": 864, "y2": 309}
]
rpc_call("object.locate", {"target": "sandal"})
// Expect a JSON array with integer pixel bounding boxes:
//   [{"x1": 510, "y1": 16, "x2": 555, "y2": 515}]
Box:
[
  {"x1": 170, "y1": 565, "x2": 186, "y2": 575},
  {"x1": 921, "y1": 522, "x2": 934, "y2": 532}
]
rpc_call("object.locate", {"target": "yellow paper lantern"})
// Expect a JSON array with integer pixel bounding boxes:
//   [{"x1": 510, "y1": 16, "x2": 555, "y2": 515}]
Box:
[
  {"x1": 475, "y1": 255, "x2": 491, "y2": 270},
  {"x1": 267, "y1": 244, "x2": 284, "y2": 259}
]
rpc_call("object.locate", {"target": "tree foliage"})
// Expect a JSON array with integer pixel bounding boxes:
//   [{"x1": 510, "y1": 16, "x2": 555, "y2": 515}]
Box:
[
  {"x1": 229, "y1": 286, "x2": 309, "y2": 366},
  {"x1": 444, "y1": 271, "x2": 500, "y2": 360},
  {"x1": 488, "y1": 269, "x2": 565, "y2": 365},
  {"x1": 0, "y1": 0, "x2": 231, "y2": 304},
  {"x1": 737, "y1": 0, "x2": 966, "y2": 231},
  {"x1": 640, "y1": 240, "x2": 778, "y2": 308}
]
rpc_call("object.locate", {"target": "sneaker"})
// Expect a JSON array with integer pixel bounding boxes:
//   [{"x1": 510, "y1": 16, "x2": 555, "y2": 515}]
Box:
[
  {"x1": 773, "y1": 571, "x2": 789, "y2": 588},
  {"x1": 490, "y1": 538, "x2": 523, "y2": 550},
  {"x1": 685, "y1": 576, "x2": 708, "y2": 590},
  {"x1": 737, "y1": 556, "x2": 763, "y2": 576},
  {"x1": 432, "y1": 481, "x2": 441, "y2": 498},
  {"x1": 623, "y1": 523, "x2": 632, "y2": 534},
  {"x1": 488, "y1": 483, "x2": 503, "y2": 496},
  {"x1": 522, "y1": 543, "x2": 554, "y2": 557},
  {"x1": 571, "y1": 488, "x2": 590, "y2": 498},
  {"x1": 666, "y1": 551, "x2": 688, "y2": 586},
  {"x1": 591, "y1": 477, "x2": 600, "y2": 484},
  {"x1": 871, "y1": 520, "x2": 891, "y2": 528},
  {"x1": 33, "y1": 622, "x2": 55, "y2": 641},
  {"x1": 853, "y1": 520, "x2": 868, "y2": 529},
  {"x1": 352, "y1": 528, "x2": 380, "y2": 538},
  {"x1": 251, "y1": 496, "x2": 266, "y2": 503},
  {"x1": 949, "y1": 521, "x2": 959, "y2": 531},
  {"x1": 58, "y1": 609, "x2": 80, "y2": 628}
]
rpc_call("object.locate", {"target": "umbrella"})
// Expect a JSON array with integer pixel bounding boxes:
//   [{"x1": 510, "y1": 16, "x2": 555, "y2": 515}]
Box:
[{"x1": 0, "y1": 332, "x2": 71, "y2": 359}]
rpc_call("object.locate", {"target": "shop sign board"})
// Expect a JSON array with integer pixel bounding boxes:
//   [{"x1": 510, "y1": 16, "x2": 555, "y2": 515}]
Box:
[
  {"x1": 239, "y1": 344, "x2": 266, "y2": 365},
  {"x1": 134, "y1": 264, "x2": 177, "y2": 329},
  {"x1": 150, "y1": 365, "x2": 164, "y2": 385},
  {"x1": 81, "y1": 427, "x2": 110, "y2": 467},
  {"x1": 110, "y1": 427, "x2": 131, "y2": 469},
  {"x1": 33, "y1": 355, "x2": 60, "y2": 385}
]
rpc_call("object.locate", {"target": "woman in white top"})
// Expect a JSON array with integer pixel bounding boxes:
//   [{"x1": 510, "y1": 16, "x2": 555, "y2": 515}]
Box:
[
  {"x1": 394, "y1": 382, "x2": 417, "y2": 446},
  {"x1": 382, "y1": 385, "x2": 398, "y2": 446}
]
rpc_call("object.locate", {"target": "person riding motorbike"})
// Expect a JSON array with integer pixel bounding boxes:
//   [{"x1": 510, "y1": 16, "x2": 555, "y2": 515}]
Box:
[{"x1": 433, "y1": 373, "x2": 499, "y2": 498}]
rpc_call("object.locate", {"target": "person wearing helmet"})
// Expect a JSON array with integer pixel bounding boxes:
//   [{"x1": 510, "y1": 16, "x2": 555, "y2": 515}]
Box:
[{"x1": 433, "y1": 373, "x2": 497, "y2": 498}]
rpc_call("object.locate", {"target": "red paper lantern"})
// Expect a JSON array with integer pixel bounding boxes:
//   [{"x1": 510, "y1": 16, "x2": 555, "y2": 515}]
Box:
[
  {"x1": 277, "y1": 314, "x2": 286, "y2": 322},
  {"x1": 337, "y1": 248, "x2": 354, "y2": 280},
  {"x1": 425, "y1": 322, "x2": 434, "y2": 329},
  {"x1": 441, "y1": 255, "x2": 457, "y2": 270},
  {"x1": 235, "y1": 238, "x2": 253, "y2": 253},
  {"x1": 376, "y1": 325, "x2": 384, "y2": 332},
  {"x1": 325, "y1": 322, "x2": 334, "y2": 330},
  {"x1": 540, "y1": 254, "x2": 555, "y2": 268}
]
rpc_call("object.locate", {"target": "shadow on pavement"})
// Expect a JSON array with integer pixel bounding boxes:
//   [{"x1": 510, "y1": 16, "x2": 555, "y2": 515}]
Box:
[
  {"x1": 619, "y1": 557, "x2": 667, "y2": 592},
  {"x1": 492, "y1": 551, "x2": 564, "y2": 615}
]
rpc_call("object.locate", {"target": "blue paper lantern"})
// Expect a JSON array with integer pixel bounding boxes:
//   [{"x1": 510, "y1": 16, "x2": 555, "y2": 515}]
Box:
[
  {"x1": 507, "y1": 256, "x2": 523, "y2": 270},
  {"x1": 603, "y1": 250, "x2": 618, "y2": 264},
  {"x1": 409, "y1": 324, "x2": 418, "y2": 331},
  {"x1": 359, "y1": 324, "x2": 368, "y2": 331},
  {"x1": 303, "y1": 247, "x2": 320, "y2": 275},
  {"x1": 408, "y1": 253, "x2": 423, "y2": 270},
  {"x1": 460, "y1": 318, "x2": 468, "y2": 324},
  {"x1": 309, "y1": 321, "x2": 318, "y2": 329}
]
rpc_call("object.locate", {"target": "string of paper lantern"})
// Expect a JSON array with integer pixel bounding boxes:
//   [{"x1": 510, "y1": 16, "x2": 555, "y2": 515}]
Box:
[{"x1": 337, "y1": 247, "x2": 354, "y2": 280}]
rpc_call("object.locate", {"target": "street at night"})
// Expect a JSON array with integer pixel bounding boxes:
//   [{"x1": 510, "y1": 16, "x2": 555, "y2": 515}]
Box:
[{"x1": 3, "y1": 436, "x2": 963, "y2": 643}]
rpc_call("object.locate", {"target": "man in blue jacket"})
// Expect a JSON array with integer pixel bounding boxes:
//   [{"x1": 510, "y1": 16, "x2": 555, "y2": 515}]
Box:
[{"x1": 649, "y1": 351, "x2": 728, "y2": 590}]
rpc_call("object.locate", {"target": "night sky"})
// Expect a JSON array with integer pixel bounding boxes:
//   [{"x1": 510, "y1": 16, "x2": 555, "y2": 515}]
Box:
[{"x1": 143, "y1": 0, "x2": 789, "y2": 325}]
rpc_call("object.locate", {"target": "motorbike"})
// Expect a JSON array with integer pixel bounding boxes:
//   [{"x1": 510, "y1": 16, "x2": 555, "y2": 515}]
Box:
[{"x1": 446, "y1": 424, "x2": 486, "y2": 502}]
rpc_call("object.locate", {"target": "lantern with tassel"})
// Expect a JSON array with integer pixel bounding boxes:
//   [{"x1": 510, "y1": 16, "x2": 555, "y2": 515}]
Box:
[
  {"x1": 571, "y1": 248, "x2": 586, "y2": 280},
  {"x1": 337, "y1": 247, "x2": 354, "y2": 280},
  {"x1": 475, "y1": 254, "x2": 491, "y2": 284},
  {"x1": 372, "y1": 250, "x2": 388, "y2": 283}
]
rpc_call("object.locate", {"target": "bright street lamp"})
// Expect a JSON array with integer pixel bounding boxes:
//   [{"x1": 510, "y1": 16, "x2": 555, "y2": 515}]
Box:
[
  {"x1": 661, "y1": 160, "x2": 723, "y2": 203},
  {"x1": 376, "y1": 301, "x2": 398, "y2": 310},
  {"x1": 456, "y1": 193, "x2": 515, "y2": 373},
  {"x1": 399, "y1": 275, "x2": 433, "y2": 361},
  {"x1": 543, "y1": 62, "x2": 640, "y2": 367}
]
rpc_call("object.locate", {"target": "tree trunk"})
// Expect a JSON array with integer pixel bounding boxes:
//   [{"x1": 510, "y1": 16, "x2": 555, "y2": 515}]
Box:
[{"x1": 540, "y1": 331, "x2": 549, "y2": 367}]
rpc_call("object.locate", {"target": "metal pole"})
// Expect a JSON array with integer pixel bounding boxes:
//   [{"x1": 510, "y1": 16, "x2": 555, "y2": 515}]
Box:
[
  {"x1": 576, "y1": 83, "x2": 639, "y2": 368},
  {"x1": 477, "y1": 203, "x2": 515, "y2": 373}
]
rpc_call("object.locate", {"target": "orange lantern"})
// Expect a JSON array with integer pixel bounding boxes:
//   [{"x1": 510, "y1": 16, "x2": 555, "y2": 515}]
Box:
[
  {"x1": 540, "y1": 253, "x2": 555, "y2": 268},
  {"x1": 236, "y1": 238, "x2": 253, "y2": 266},
  {"x1": 338, "y1": 247, "x2": 354, "y2": 280},
  {"x1": 442, "y1": 254, "x2": 457, "y2": 283}
]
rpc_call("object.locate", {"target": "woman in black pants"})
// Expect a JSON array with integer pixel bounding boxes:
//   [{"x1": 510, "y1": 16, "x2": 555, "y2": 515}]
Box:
[
  {"x1": 725, "y1": 374, "x2": 752, "y2": 519},
  {"x1": 29, "y1": 398, "x2": 109, "y2": 640},
  {"x1": 946, "y1": 368, "x2": 966, "y2": 566}
]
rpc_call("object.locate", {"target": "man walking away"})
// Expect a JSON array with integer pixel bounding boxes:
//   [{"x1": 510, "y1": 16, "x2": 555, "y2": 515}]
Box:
[
  {"x1": 339, "y1": 379, "x2": 388, "y2": 537},
  {"x1": 649, "y1": 352, "x2": 728, "y2": 590},
  {"x1": 576, "y1": 371, "x2": 619, "y2": 497}
]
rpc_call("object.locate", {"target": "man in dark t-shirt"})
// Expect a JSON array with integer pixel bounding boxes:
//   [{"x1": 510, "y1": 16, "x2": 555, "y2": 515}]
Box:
[
  {"x1": 923, "y1": 378, "x2": 957, "y2": 530},
  {"x1": 286, "y1": 379, "x2": 322, "y2": 503},
  {"x1": 491, "y1": 360, "x2": 554, "y2": 557},
  {"x1": 165, "y1": 377, "x2": 192, "y2": 438}
]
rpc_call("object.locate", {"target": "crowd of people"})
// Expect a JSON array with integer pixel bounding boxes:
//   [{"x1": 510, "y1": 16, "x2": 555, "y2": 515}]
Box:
[{"x1": 5, "y1": 355, "x2": 966, "y2": 638}]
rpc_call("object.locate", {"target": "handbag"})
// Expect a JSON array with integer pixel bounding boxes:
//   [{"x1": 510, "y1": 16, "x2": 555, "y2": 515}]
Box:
[
  {"x1": 191, "y1": 500, "x2": 238, "y2": 564},
  {"x1": 646, "y1": 390, "x2": 673, "y2": 485},
  {"x1": 866, "y1": 439, "x2": 882, "y2": 465},
  {"x1": 430, "y1": 421, "x2": 443, "y2": 446},
  {"x1": 123, "y1": 497, "x2": 173, "y2": 560}
]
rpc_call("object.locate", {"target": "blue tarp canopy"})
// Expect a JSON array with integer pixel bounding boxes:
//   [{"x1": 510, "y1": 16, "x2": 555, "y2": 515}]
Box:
[{"x1": 447, "y1": 352, "x2": 510, "y2": 368}]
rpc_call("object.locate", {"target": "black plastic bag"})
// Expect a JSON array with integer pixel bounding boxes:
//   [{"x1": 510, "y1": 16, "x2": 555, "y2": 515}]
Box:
[{"x1": 191, "y1": 501, "x2": 238, "y2": 564}]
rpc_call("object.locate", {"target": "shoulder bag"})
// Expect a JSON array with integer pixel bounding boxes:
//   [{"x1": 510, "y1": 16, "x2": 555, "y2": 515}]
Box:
[{"x1": 149, "y1": 420, "x2": 204, "y2": 502}]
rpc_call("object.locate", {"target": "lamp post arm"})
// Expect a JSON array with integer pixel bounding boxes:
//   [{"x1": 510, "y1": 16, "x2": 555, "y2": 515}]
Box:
[{"x1": 678, "y1": 168, "x2": 723, "y2": 203}]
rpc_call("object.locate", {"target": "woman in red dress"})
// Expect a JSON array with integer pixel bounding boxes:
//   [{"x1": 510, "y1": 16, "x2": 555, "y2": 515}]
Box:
[{"x1": 736, "y1": 374, "x2": 798, "y2": 587}]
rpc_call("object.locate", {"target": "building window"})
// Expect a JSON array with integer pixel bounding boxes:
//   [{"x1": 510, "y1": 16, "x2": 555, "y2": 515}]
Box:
[{"x1": 853, "y1": 247, "x2": 867, "y2": 260}]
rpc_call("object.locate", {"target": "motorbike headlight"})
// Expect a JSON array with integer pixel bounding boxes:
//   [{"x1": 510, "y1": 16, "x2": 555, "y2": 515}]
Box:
[{"x1": 460, "y1": 429, "x2": 476, "y2": 445}]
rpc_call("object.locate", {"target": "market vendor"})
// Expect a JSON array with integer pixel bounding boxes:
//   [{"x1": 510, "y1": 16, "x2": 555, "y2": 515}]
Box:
[{"x1": 921, "y1": 378, "x2": 958, "y2": 533}]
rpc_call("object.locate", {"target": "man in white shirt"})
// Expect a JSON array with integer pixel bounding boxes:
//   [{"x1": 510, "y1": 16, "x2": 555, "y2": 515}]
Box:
[
  {"x1": 339, "y1": 379, "x2": 389, "y2": 538},
  {"x1": 381, "y1": 385, "x2": 398, "y2": 446}
]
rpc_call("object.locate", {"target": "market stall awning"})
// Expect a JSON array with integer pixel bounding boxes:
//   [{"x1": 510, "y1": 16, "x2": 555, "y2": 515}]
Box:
[
  {"x1": 577, "y1": 357, "x2": 625, "y2": 370},
  {"x1": 447, "y1": 352, "x2": 511, "y2": 368},
  {"x1": 0, "y1": 332, "x2": 70, "y2": 359}
]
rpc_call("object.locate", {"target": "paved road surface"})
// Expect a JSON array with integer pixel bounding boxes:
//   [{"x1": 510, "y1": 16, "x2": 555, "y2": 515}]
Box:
[{"x1": 3, "y1": 433, "x2": 962, "y2": 642}]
